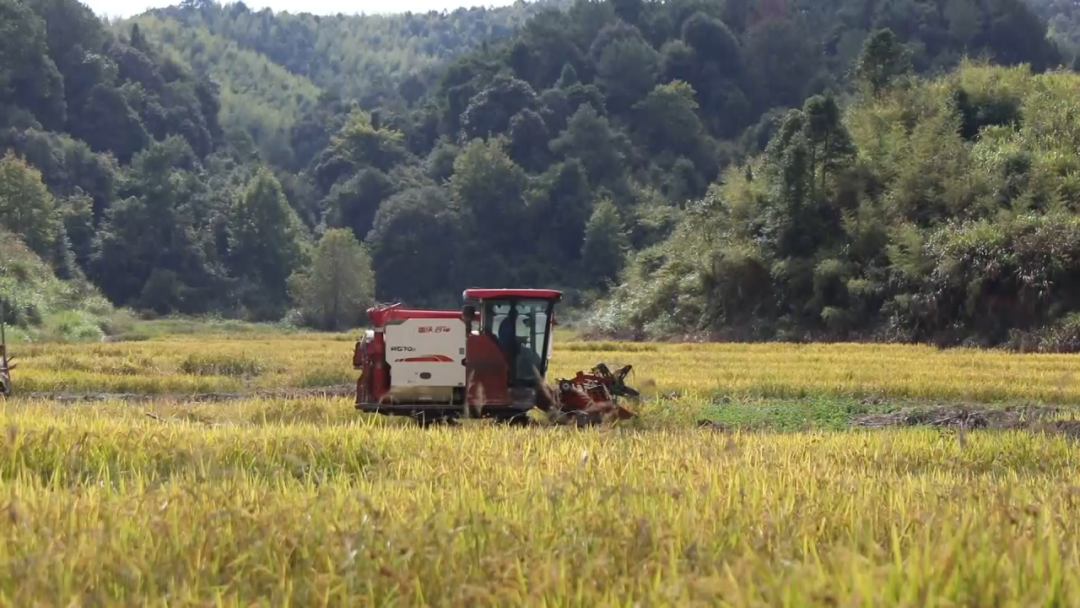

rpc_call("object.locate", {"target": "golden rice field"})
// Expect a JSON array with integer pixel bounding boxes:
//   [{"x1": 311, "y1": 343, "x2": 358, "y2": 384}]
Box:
[
  {"x1": 11, "y1": 327, "x2": 1080, "y2": 403},
  {"x1": 4, "y1": 326, "x2": 1080, "y2": 604}
]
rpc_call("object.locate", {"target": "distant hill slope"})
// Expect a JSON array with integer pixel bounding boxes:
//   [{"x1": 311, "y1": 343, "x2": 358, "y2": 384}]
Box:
[
  {"x1": 117, "y1": 0, "x2": 568, "y2": 166},
  {"x1": 8, "y1": 0, "x2": 1080, "y2": 339},
  {"x1": 121, "y1": 15, "x2": 322, "y2": 167}
]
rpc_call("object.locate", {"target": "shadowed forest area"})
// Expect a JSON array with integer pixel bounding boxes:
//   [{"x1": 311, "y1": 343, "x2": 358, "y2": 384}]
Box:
[{"x1": 4, "y1": 0, "x2": 1080, "y2": 350}]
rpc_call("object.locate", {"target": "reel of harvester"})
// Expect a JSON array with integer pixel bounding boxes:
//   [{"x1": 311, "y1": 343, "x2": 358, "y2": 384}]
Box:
[{"x1": 548, "y1": 363, "x2": 641, "y2": 426}]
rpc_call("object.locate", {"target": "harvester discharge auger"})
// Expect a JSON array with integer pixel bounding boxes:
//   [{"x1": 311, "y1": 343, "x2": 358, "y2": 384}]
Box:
[{"x1": 352, "y1": 288, "x2": 640, "y2": 426}]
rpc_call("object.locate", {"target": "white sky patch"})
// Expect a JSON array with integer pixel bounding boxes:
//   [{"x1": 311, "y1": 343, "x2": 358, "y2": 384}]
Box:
[{"x1": 87, "y1": 0, "x2": 519, "y2": 19}]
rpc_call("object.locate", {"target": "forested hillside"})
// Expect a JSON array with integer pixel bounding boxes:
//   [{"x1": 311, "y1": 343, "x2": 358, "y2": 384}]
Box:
[
  {"x1": 121, "y1": 0, "x2": 568, "y2": 168},
  {"x1": 1, "y1": 0, "x2": 221, "y2": 336},
  {"x1": 3, "y1": 0, "x2": 1080, "y2": 347},
  {"x1": 593, "y1": 59, "x2": 1080, "y2": 351}
]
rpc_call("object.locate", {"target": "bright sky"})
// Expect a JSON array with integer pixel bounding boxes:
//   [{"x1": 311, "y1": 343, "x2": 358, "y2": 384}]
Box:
[{"x1": 86, "y1": 0, "x2": 517, "y2": 19}]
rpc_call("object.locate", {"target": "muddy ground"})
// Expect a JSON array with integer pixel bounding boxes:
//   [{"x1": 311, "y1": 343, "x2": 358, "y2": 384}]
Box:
[{"x1": 851, "y1": 403, "x2": 1080, "y2": 438}]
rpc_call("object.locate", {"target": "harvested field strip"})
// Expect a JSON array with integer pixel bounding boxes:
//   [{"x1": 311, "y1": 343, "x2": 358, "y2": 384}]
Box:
[
  {"x1": 1, "y1": 398, "x2": 1078, "y2": 605},
  {"x1": 12, "y1": 337, "x2": 1080, "y2": 403},
  {"x1": 11, "y1": 338, "x2": 358, "y2": 394},
  {"x1": 12, "y1": 387, "x2": 355, "y2": 403}
]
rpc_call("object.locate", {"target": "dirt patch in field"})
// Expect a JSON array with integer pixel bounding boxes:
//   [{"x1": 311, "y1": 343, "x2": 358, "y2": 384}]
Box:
[{"x1": 853, "y1": 404, "x2": 1080, "y2": 438}]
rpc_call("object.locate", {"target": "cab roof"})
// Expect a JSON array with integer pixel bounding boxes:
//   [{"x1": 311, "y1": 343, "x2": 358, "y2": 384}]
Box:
[{"x1": 462, "y1": 288, "x2": 563, "y2": 301}]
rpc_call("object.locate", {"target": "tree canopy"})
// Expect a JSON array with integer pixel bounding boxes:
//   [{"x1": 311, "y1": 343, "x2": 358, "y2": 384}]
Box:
[
  {"x1": 3, "y1": 0, "x2": 1080, "y2": 345},
  {"x1": 592, "y1": 60, "x2": 1080, "y2": 351}
]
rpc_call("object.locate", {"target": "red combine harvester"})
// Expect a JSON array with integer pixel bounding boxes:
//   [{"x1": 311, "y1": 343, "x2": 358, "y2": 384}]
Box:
[{"x1": 352, "y1": 288, "x2": 639, "y2": 426}]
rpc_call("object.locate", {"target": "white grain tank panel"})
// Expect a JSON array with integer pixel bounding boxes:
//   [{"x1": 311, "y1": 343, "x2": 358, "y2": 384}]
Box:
[{"x1": 384, "y1": 318, "x2": 467, "y2": 388}]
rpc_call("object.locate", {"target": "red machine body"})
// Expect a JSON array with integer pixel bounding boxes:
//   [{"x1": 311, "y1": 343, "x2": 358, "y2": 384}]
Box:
[
  {"x1": 353, "y1": 288, "x2": 638, "y2": 425},
  {"x1": 353, "y1": 304, "x2": 465, "y2": 410}
]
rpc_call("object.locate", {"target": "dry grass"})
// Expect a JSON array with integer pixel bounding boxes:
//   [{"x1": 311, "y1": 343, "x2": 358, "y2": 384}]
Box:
[
  {"x1": 9, "y1": 334, "x2": 357, "y2": 395},
  {"x1": 11, "y1": 332, "x2": 1080, "y2": 404},
  {"x1": 1, "y1": 397, "x2": 1079, "y2": 605},
  {"x1": 3, "y1": 331, "x2": 1080, "y2": 604}
]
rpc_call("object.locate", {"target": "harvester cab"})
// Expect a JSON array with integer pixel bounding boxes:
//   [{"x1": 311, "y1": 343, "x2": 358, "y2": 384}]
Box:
[
  {"x1": 460, "y1": 288, "x2": 561, "y2": 406},
  {"x1": 353, "y1": 287, "x2": 639, "y2": 426}
]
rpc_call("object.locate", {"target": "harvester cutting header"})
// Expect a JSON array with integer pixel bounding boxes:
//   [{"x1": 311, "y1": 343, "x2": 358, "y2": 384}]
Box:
[{"x1": 352, "y1": 288, "x2": 639, "y2": 426}]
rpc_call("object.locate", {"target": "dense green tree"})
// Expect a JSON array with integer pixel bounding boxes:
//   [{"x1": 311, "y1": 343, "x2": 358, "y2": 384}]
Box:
[
  {"x1": 70, "y1": 84, "x2": 150, "y2": 164},
  {"x1": 324, "y1": 168, "x2": 397, "y2": 243},
  {"x1": 549, "y1": 105, "x2": 629, "y2": 191},
  {"x1": 288, "y1": 228, "x2": 374, "y2": 330},
  {"x1": 508, "y1": 108, "x2": 551, "y2": 172},
  {"x1": 0, "y1": 0, "x2": 66, "y2": 130},
  {"x1": 90, "y1": 136, "x2": 223, "y2": 314},
  {"x1": 227, "y1": 168, "x2": 309, "y2": 315},
  {"x1": 528, "y1": 158, "x2": 594, "y2": 269},
  {"x1": 461, "y1": 75, "x2": 541, "y2": 139},
  {"x1": 0, "y1": 151, "x2": 59, "y2": 259},
  {"x1": 3, "y1": 129, "x2": 120, "y2": 220},
  {"x1": 594, "y1": 33, "x2": 659, "y2": 113},
  {"x1": 581, "y1": 197, "x2": 630, "y2": 287},
  {"x1": 366, "y1": 186, "x2": 462, "y2": 307},
  {"x1": 313, "y1": 108, "x2": 409, "y2": 192},
  {"x1": 855, "y1": 28, "x2": 914, "y2": 95},
  {"x1": 450, "y1": 139, "x2": 530, "y2": 284},
  {"x1": 59, "y1": 189, "x2": 95, "y2": 271}
]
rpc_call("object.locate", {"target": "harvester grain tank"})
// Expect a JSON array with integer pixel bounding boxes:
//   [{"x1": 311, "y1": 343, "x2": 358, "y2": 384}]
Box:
[{"x1": 352, "y1": 288, "x2": 638, "y2": 425}]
